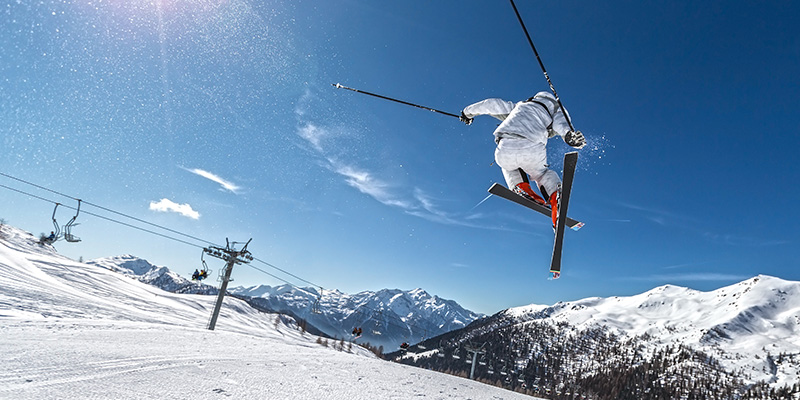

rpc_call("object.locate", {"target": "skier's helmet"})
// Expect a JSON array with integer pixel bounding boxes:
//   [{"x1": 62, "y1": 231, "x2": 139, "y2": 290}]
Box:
[
  {"x1": 531, "y1": 91, "x2": 555, "y2": 101},
  {"x1": 527, "y1": 91, "x2": 558, "y2": 115}
]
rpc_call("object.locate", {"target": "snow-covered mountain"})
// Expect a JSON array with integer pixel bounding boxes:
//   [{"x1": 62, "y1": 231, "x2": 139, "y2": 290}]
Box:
[
  {"x1": 400, "y1": 276, "x2": 800, "y2": 398},
  {"x1": 231, "y1": 284, "x2": 484, "y2": 352},
  {"x1": 0, "y1": 223, "x2": 536, "y2": 400},
  {"x1": 504, "y1": 276, "x2": 800, "y2": 385},
  {"x1": 87, "y1": 254, "x2": 218, "y2": 295},
  {"x1": 86, "y1": 254, "x2": 484, "y2": 352}
]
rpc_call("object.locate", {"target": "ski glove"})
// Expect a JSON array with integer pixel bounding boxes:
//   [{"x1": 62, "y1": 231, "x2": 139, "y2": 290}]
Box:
[
  {"x1": 564, "y1": 130, "x2": 586, "y2": 149},
  {"x1": 460, "y1": 112, "x2": 473, "y2": 125}
]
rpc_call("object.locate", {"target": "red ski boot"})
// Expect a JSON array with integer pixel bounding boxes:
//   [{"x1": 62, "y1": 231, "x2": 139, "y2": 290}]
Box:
[
  {"x1": 513, "y1": 182, "x2": 546, "y2": 205},
  {"x1": 549, "y1": 191, "x2": 560, "y2": 232}
]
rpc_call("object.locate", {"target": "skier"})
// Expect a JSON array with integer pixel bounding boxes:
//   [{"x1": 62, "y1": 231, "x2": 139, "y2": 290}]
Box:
[
  {"x1": 460, "y1": 92, "x2": 585, "y2": 228},
  {"x1": 192, "y1": 269, "x2": 200, "y2": 280}
]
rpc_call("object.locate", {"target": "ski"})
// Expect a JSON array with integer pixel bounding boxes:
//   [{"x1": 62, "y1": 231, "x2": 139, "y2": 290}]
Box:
[
  {"x1": 488, "y1": 184, "x2": 584, "y2": 231},
  {"x1": 550, "y1": 151, "x2": 579, "y2": 279}
]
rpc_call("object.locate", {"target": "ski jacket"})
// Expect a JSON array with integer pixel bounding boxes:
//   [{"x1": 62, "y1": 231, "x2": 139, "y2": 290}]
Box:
[{"x1": 462, "y1": 93, "x2": 571, "y2": 145}]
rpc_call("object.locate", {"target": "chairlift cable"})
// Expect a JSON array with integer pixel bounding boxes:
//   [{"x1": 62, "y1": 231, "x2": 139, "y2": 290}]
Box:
[
  {"x1": 251, "y1": 257, "x2": 321, "y2": 289},
  {"x1": 0, "y1": 171, "x2": 219, "y2": 247},
  {"x1": 0, "y1": 183, "x2": 204, "y2": 248},
  {"x1": 3, "y1": 177, "x2": 449, "y2": 339},
  {"x1": 1, "y1": 179, "x2": 328, "y2": 296}
]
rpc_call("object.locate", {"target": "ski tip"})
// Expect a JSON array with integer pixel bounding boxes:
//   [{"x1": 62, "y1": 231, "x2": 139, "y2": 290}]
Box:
[{"x1": 570, "y1": 222, "x2": 585, "y2": 231}]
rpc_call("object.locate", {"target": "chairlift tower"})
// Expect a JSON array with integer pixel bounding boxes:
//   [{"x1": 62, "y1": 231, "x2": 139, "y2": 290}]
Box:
[
  {"x1": 464, "y1": 342, "x2": 487, "y2": 380},
  {"x1": 205, "y1": 238, "x2": 253, "y2": 331}
]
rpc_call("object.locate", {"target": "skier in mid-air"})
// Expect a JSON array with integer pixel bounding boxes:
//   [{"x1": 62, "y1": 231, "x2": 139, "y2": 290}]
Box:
[{"x1": 460, "y1": 91, "x2": 586, "y2": 228}]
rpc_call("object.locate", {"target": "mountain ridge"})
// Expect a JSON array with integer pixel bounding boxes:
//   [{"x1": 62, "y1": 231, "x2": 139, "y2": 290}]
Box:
[
  {"x1": 398, "y1": 274, "x2": 800, "y2": 398},
  {"x1": 85, "y1": 254, "x2": 484, "y2": 351}
]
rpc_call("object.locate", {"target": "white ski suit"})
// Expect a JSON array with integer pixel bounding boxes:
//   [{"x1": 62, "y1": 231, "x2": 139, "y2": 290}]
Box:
[{"x1": 462, "y1": 92, "x2": 571, "y2": 199}]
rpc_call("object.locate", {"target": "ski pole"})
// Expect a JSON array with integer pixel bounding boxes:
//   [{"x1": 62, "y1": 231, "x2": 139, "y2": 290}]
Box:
[
  {"x1": 332, "y1": 83, "x2": 461, "y2": 119},
  {"x1": 508, "y1": 0, "x2": 576, "y2": 132}
]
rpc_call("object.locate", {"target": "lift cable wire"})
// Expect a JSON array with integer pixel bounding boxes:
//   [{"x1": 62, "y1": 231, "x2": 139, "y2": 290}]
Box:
[
  {"x1": 0, "y1": 173, "x2": 327, "y2": 292},
  {"x1": 2, "y1": 174, "x2": 443, "y2": 337},
  {"x1": 251, "y1": 257, "x2": 321, "y2": 289},
  {"x1": 0, "y1": 183, "x2": 204, "y2": 249},
  {"x1": 243, "y1": 263, "x2": 293, "y2": 287},
  {"x1": 0, "y1": 171, "x2": 218, "y2": 248}
]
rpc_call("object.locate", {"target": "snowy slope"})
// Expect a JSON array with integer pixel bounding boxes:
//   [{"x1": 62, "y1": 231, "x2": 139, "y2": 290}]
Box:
[
  {"x1": 505, "y1": 277, "x2": 800, "y2": 388},
  {"x1": 0, "y1": 224, "x2": 537, "y2": 399}
]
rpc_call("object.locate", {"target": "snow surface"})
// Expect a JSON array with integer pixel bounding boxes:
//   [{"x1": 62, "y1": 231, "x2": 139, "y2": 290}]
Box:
[{"x1": 0, "y1": 225, "x2": 538, "y2": 399}]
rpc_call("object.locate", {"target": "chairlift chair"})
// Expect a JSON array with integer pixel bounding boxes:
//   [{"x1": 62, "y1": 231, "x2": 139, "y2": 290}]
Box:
[
  {"x1": 193, "y1": 250, "x2": 212, "y2": 280},
  {"x1": 44, "y1": 203, "x2": 62, "y2": 243},
  {"x1": 63, "y1": 200, "x2": 81, "y2": 243},
  {"x1": 311, "y1": 290, "x2": 323, "y2": 314},
  {"x1": 417, "y1": 330, "x2": 427, "y2": 350}
]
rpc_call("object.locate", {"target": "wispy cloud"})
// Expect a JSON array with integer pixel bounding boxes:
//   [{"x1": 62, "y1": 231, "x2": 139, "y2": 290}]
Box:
[
  {"x1": 616, "y1": 201, "x2": 693, "y2": 226},
  {"x1": 294, "y1": 88, "x2": 313, "y2": 118},
  {"x1": 661, "y1": 260, "x2": 712, "y2": 270},
  {"x1": 297, "y1": 123, "x2": 327, "y2": 152},
  {"x1": 701, "y1": 232, "x2": 790, "y2": 247},
  {"x1": 293, "y1": 99, "x2": 505, "y2": 230},
  {"x1": 624, "y1": 272, "x2": 749, "y2": 282},
  {"x1": 328, "y1": 158, "x2": 414, "y2": 209},
  {"x1": 616, "y1": 201, "x2": 789, "y2": 248},
  {"x1": 183, "y1": 167, "x2": 241, "y2": 194},
  {"x1": 149, "y1": 198, "x2": 200, "y2": 220}
]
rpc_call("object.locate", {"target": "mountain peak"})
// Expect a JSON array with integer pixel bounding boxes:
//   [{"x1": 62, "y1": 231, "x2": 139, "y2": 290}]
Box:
[{"x1": 231, "y1": 284, "x2": 483, "y2": 350}]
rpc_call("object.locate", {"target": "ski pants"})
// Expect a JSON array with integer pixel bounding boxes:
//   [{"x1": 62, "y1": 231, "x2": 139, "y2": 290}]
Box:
[{"x1": 494, "y1": 137, "x2": 561, "y2": 199}]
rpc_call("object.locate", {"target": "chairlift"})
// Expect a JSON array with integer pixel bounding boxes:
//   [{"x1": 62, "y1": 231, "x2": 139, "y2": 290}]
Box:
[
  {"x1": 311, "y1": 289, "x2": 323, "y2": 314},
  {"x1": 351, "y1": 327, "x2": 363, "y2": 338},
  {"x1": 42, "y1": 203, "x2": 62, "y2": 244},
  {"x1": 63, "y1": 200, "x2": 81, "y2": 243},
  {"x1": 193, "y1": 250, "x2": 212, "y2": 280},
  {"x1": 417, "y1": 330, "x2": 427, "y2": 350}
]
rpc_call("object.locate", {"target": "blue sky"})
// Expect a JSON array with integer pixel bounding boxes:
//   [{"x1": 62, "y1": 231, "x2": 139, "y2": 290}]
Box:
[{"x1": 1, "y1": 0, "x2": 799, "y2": 315}]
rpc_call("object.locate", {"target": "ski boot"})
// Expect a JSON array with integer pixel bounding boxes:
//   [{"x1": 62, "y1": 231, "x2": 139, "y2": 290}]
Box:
[
  {"x1": 549, "y1": 191, "x2": 560, "y2": 233},
  {"x1": 513, "y1": 182, "x2": 546, "y2": 205}
]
